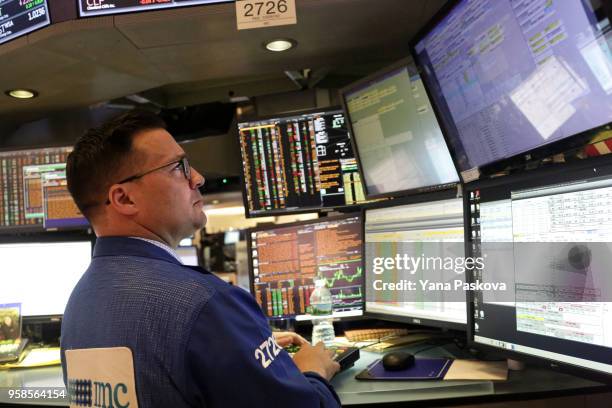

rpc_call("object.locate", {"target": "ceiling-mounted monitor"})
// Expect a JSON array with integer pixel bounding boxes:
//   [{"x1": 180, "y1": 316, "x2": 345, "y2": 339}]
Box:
[
  {"x1": 78, "y1": 0, "x2": 229, "y2": 17},
  {"x1": 340, "y1": 57, "x2": 460, "y2": 199},
  {"x1": 412, "y1": 0, "x2": 612, "y2": 180},
  {"x1": 0, "y1": 0, "x2": 50, "y2": 45}
]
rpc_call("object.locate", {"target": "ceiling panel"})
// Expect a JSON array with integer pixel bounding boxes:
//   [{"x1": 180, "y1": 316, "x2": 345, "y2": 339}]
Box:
[{"x1": 0, "y1": 0, "x2": 447, "y2": 120}]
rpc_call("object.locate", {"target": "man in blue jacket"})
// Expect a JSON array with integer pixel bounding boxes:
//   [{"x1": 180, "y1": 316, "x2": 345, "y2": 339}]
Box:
[{"x1": 61, "y1": 110, "x2": 341, "y2": 407}]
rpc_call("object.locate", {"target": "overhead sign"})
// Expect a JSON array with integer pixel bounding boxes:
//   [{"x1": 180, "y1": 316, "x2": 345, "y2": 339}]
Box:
[
  {"x1": 0, "y1": 0, "x2": 51, "y2": 45},
  {"x1": 78, "y1": 0, "x2": 229, "y2": 17},
  {"x1": 236, "y1": 0, "x2": 296, "y2": 30}
]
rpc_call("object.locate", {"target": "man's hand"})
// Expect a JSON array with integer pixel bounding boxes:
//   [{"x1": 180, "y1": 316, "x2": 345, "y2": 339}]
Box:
[
  {"x1": 273, "y1": 331, "x2": 309, "y2": 348},
  {"x1": 292, "y1": 342, "x2": 341, "y2": 381}
]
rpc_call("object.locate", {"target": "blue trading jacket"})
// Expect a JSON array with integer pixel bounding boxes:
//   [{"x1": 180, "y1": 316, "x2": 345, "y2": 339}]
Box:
[{"x1": 61, "y1": 237, "x2": 340, "y2": 408}]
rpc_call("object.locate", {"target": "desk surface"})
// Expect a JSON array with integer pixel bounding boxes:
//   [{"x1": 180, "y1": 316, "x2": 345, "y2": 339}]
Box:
[
  {"x1": 330, "y1": 343, "x2": 609, "y2": 406},
  {"x1": 0, "y1": 344, "x2": 609, "y2": 407}
]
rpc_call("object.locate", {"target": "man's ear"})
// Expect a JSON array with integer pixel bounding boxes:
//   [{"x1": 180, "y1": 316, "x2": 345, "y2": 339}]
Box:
[{"x1": 108, "y1": 184, "x2": 138, "y2": 216}]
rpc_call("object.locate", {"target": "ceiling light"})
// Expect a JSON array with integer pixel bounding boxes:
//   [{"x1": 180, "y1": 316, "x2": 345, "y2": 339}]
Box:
[
  {"x1": 5, "y1": 89, "x2": 38, "y2": 99},
  {"x1": 264, "y1": 39, "x2": 296, "y2": 52}
]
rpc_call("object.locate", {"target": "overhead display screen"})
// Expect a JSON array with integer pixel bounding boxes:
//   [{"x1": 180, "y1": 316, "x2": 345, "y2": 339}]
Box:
[
  {"x1": 0, "y1": 0, "x2": 51, "y2": 45},
  {"x1": 413, "y1": 0, "x2": 612, "y2": 178},
  {"x1": 78, "y1": 0, "x2": 229, "y2": 17}
]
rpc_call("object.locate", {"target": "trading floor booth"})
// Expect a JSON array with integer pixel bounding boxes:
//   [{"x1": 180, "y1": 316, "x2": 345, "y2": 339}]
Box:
[{"x1": 2, "y1": 0, "x2": 612, "y2": 406}]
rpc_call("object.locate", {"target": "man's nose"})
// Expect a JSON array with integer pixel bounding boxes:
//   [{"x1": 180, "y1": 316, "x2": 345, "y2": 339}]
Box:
[{"x1": 190, "y1": 168, "x2": 205, "y2": 190}]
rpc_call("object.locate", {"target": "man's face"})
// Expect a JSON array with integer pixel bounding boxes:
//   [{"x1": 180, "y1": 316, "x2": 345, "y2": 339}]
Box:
[{"x1": 127, "y1": 129, "x2": 206, "y2": 246}]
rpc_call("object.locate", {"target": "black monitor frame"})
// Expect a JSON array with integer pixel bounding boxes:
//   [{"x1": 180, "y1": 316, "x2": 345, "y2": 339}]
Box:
[
  {"x1": 237, "y1": 106, "x2": 370, "y2": 218},
  {"x1": 76, "y1": 0, "x2": 232, "y2": 18},
  {"x1": 0, "y1": 144, "x2": 87, "y2": 235},
  {"x1": 0, "y1": 0, "x2": 52, "y2": 47},
  {"x1": 246, "y1": 212, "x2": 364, "y2": 322},
  {"x1": 409, "y1": 0, "x2": 612, "y2": 182},
  {"x1": 464, "y1": 155, "x2": 612, "y2": 383},
  {"x1": 339, "y1": 56, "x2": 461, "y2": 200},
  {"x1": 0, "y1": 230, "x2": 95, "y2": 324},
  {"x1": 361, "y1": 187, "x2": 467, "y2": 332}
]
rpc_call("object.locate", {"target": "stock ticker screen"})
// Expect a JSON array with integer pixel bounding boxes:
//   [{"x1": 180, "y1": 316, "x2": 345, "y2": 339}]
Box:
[
  {"x1": 238, "y1": 109, "x2": 370, "y2": 217},
  {"x1": 78, "y1": 0, "x2": 228, "y2": 17},
  {"x1": 0, "y1": 0, "x2": 50, "y2": 45},
  {"x1": 0, "y1": 147, "x2": 88, "y2": 233},
  {"x1": 249, "y1": 215, "x2": 363, "y2": 320}
]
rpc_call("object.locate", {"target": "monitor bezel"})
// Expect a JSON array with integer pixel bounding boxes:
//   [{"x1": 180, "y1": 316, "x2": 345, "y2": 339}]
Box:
[
  {"x1": 77, "y1": 0, "x2": 232, "y2": 18},
  {"x1": 237, "y1": 106, "x2": 371, "y2": 218},
  {"x1": 339, "y1": 56, "x2": 462, "y2": 200},
  {"x1": 0, "y1": 0, "x2": 52, "y2": 47},
  {"x1": 246, "y1": 212, "x2": 364, "y2": 321},
  {"x1": 464, "y1": 155, "x2": 612, "y2": 383},
  {"x1": 409, "y1": 0, "x2": 612, "y2": 182},
  {"x1": 361, "y1": 188, "x2": 468, "y2": 332},
  {"x1": 0, "y1": 144, "x2": 88, "y2": 235},
  {"x1": 0, "y1": 230, "x2": 95, "y2": 323}
]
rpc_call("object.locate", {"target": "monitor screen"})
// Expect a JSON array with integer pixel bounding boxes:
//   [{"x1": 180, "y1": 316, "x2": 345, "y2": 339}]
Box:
[
  {"x1": 41, "y1": 165, "x2": 89, "y2": 230},
  {"x1": 78, "y1": 0, "x2": 228, "y2": 17},
  {"x1": 364, "y1": 193, "x2": 467, "y2": 329},
  {"x1": 224, "y1": 230, "x2": 240, "y2": 245},
  {"x1": 0, "y1": 240, "x2": 93, "y2": 318},
  {"x1": 238, "y1": 109, "x2": 371, "y2": 217},
  {"x1": 1, "y1": 147, "x2": 87, "y2": 233},
  {"x1": 0, "y1": 0, "x2": 50, "y2": 45},
  {"x1": 413, "y1": 0, "x2": 612, "y2": 178},
  {"x1": 341, "y1": 58, "x2": 459, "y2": 198},
  {"x1": 468, "y1": 159, "x2": 612, "y2": 376},
  {"x1": 248, "y1": 214, "x2": 363, "y2": 320}
]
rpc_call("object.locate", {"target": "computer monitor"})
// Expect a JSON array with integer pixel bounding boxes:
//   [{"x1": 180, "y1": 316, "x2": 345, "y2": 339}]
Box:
[
  {"x1": 238, "y1": 108, "x2": 371, "y2": 217},
  {"x1": 248, "y1": 214, "x2": 363, "y2": 321},
  {"x1": 364, "y1": 190, "x2": 467, "y2": 330},
  {"x1": 0, "y1": 0, "x2": 50, "y2": 45},
  {"x1": 40, "y1": 165, "x2": 89, "y2": 230},
  {"x1": 0, "y1": 237, "x2": 93, "y2": 319},
  {"x1": 1, "y1": 146, "x2": 87, "y2": 233},
  {"x1": 413, "y1": 0, "x2": 612, "y2": 179},
  {"x1": 467, "y1": 156, "x2": 612, "y2": 379},
  {"x1": 224, "y1": 230, "x2": 240, "y2": 245},
  {"x1": 340, "y1": 57, "x2": 459, "y2": 198}
]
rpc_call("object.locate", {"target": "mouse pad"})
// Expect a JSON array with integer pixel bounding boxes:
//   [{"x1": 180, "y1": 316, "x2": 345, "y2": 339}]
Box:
[{"x1": 355, "y1": 358, "x2": 452, "y2": 380}]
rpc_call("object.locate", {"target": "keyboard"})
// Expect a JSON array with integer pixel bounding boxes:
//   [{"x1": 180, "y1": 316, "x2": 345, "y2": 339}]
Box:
[{"x1": 344, "y1": 328, "x2": 410, "y2": 342}]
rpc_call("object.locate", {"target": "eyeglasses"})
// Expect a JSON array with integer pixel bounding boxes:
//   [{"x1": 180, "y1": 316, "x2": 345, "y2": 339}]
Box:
[
  {"x1": 116, "y1": 156, "x2": 191, "y2": 185},
  {"x1": 105, "y1": 157, "x2": 192, "y2": 205}
]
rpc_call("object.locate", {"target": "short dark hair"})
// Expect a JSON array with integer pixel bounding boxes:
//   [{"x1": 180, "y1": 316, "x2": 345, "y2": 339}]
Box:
[{"x1": 66, "y1": 110, "x2": 166, "y2": 219}]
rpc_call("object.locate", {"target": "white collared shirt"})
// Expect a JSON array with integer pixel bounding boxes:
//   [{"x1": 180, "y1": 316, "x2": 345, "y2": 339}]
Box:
[{"x1": 131, "y1": 237, "x2": 183, "y2": 264}]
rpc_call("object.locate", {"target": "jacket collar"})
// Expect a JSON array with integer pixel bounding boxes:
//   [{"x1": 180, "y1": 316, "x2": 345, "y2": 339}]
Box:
[{"x1": 93, "y1": 236, "x2": 181, "y2": 265}]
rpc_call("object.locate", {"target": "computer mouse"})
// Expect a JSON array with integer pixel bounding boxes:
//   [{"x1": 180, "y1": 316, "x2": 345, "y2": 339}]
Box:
[{"x1": 382, "y1": 351, "x2": 415, "y2": 371}]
